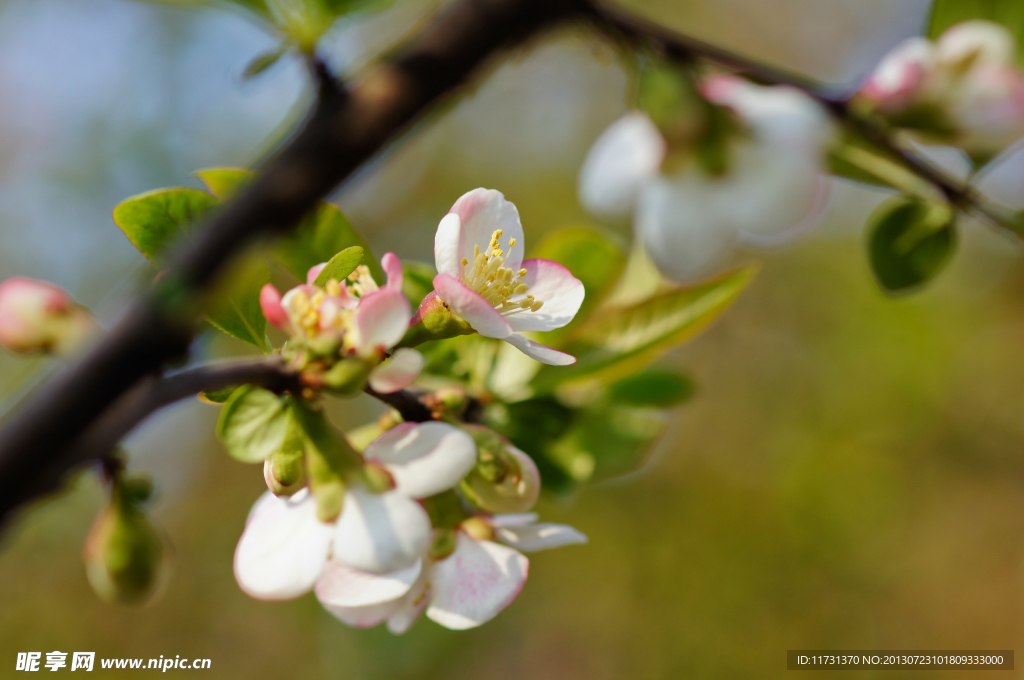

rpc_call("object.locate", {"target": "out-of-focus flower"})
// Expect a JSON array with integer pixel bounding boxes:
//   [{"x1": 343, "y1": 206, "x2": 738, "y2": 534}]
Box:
[
  {"x1": 579, "y1": 77, "x2": 831, "y2": 281},
  {"x1": 233, "y1": 422, "x2": 476, "y2": 599},
  {"x1": 859, "y1": 20, "x2": 1024, "y2": 156},
  {"x1": 315, "y1": 513, "x2": 587, "y2": 633},
  {"x1": 0, "y1": 277, "x2": 97, "y2": 356},
  {"x1": 421, "y1": 188, "x2": 585, "y2": 366},
  {"x1": 260, "y1": 253, "x2": 423, "y2": 394}
]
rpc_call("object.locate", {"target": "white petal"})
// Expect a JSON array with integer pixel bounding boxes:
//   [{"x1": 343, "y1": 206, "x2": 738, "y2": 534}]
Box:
[
  {"x1": 495, "y1": 523, "x2": 588, "y2": 552},
  {"x1": 936, "y1": 20, "x2": 1015, "y2": 67},
  {"x1": 321, "y1": 598, "x2": 404, "y2": 629},
  {"x1": 333, "y1": 487, "x2": 431, "y2": 574},
  {"x1": 353, "y1": 289, "x2": 412, "y2": 355},
  {"x1": 368, "y1": 348, "x2": 424, "y2": 394},
  {"x1": 434, "y1": 213, "x2": 463, "y2": 279},
  {"x1": 426, "y1": 533, "x2": 529, "y2": 630},
  {"x1": 364, "y1": 422, "x2": 477, "y2": 499},
  {"x1": 386, "y1": 566, "x2": 431, "y2": 634},
  {"x1": 503, "y1": 332, "x2": 576, "y2": 366},
  {"x1": 635, "y1": 177, "x2": 736, "y2": 282},
  {"x1": 233, "y1": 489, "x2": 333, "y2": 600},
  {"x1": 315, "y1": 558, "x2": 421, "y2": 608},
  {"x1": 578, "y1": 111, "x2": 665, "y2": 218},
  {"x1": 504, "y1": 259, "x2": 585, "y2": 333},
  {"x1": 433, "y1": 274, "x2": 513, "y2": 339},
  {"x1": 488, "y1": 513, "x2": 539, "y2": 528},
  {"x1": 448, "y1": 188, "x2": 526, "y2": 274}
]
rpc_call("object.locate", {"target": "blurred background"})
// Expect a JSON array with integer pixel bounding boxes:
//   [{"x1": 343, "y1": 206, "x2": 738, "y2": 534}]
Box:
[{"x1": 4, "y1": 0, "x2": 1024, "y2": 676}]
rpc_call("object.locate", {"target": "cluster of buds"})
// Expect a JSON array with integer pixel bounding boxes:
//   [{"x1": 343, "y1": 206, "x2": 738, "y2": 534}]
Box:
[
  {"x1": 234, "y1": 418, "x2": 585, "y2": 632},
  {"x1": 260, "y1": 253, "x2": 423, "y2": 395},
  {"x1": 0, "y1": 277, "x2": 96, "y2": 356},
  {"x1": 578, "y1": 76, "x2": 831, "y2": 281},
  {"x1": 858, "y1": 20, "x2": 1024, "y2": 158}
]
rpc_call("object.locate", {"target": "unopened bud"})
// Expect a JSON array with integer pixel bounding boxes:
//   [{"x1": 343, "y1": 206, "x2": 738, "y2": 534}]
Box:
[
  {"x1": 460, "y1": 425, "x2": 540, "y2": 514},
  {"x1": 429, "y1": 528, "x2": 457, "y2": 559},
  {"x1": 398, "y1": 291, "x2": 474, "y2": 348},
  {"x1": 0, "y1": 277, "x2": 96, "y2": 356},
  {"x1": 360, "y1": 461, "x2": 396, "y2": 493},
  {"x1": 317, "y1": 358, "x2": 371, "y2": 395},
  {"x1": 263, "y1": 451, "x2": 305, "y2": 497},
  {"x1": 83, "y1": 480, "x2": 171, "y2": 606},
  {"x1": 460, "y1": 517, "x2": 495, "y2": 542}
]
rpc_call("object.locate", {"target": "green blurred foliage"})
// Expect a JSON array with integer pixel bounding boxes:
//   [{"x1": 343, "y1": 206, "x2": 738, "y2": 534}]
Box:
[{"x1": 867, "y1": 197, "x2": 957, "y2": 293}]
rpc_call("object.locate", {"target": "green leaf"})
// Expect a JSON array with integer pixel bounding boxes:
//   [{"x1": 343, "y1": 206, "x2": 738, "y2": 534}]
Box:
[
  {"x1": 312, "y1": 246, "x2": 364, "y2": 286},
  {"x1": 530, "y1": 226, "x2": 625, "y2": 331},
  {"x1": 194, "y1": 167, "x2": 253, "y2": 200},
  {"x1": 532, "y1": 265, "x2": 757, "y2": 390},
  {"x1": 608, "y1": 370, "x2": 694, "y2": 407},
  {"x1": 204, "y1": 256, "x2": 270, "y2": 350},
  {"x1": 276, "y1": 202, "x2": 383, "y2": 284},
  {"x1": 243, "y1": 46, "x2": 287, "y2": 80},
  {"x1": 402, "y1": 261, "x2": 437, "y2": 308},
  {"x1": 112, "y1": 188, "x2": 218, "y2": 264},
  {"x1": 198, "y1": 386, "x2": 239, "y2": 404},
  {"x1": 216, "y1": 386, "x2": 292, "y2": 463},
  {"x1": 929, "y1": 0, "x2": 1024, "y2": 64},
  {"x1": 867, "y1": 196, "x2": 957, "y2": 293}
]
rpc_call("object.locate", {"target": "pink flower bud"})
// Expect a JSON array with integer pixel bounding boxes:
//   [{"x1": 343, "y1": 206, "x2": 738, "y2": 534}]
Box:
[
  {"x1": 0, "y1": 277, "x2": 95, "y2": 355},
  {"x1": 859, "y1": 37, "x2": 935, "y2": 112},
  {"x1": 950, "y1": 63, "x2": 1024, "y2": 154},
  {"x1": 259, "y1": 283, "x2": 290, "y2": 331}
]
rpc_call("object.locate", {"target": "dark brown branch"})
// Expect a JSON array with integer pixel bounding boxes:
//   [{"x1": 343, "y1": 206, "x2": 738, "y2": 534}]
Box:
[
  {"x1": 0, "y1": 0, "x2": 585, "y2": 525},
  {"x1": 364, "y1": 386, "x2": 434, "y2": 423}
]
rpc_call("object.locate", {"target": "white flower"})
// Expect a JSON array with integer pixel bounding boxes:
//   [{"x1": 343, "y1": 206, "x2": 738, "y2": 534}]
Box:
[
  {"x1": 233, "y1": 422, "x2": 476, "y2": 599},
  {"x1": 260, "y1": 252, "x2": 423, "y2": 393},
  {"x1": 314, "y1": 513, "x2": 587, "y2": 633},
  {"x1": 578, "y1": 77, "x2": 830, "y2": 281},
  {"x1": 429, "y1": 188, "x2": 585, "y2": 366},
  {"x1": 860, "y1": 20, "x2": 1024, "y2": 155}
]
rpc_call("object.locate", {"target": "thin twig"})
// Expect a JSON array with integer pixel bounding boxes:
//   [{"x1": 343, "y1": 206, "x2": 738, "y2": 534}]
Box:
[{"x1": 364, "y1": 386, "x2": 435, "y2": 423}]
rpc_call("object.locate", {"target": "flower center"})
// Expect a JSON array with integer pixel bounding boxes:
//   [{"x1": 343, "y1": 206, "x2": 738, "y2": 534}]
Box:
[
  {"x1": 459, "y1": 230, "x2": 544, "y2": 317},
  {"x1": 284, "y1": 283, "x2": 351, "y2": 340},
  {"x1": 346, "y1": 265, "x2": 379, "y2": 298}
]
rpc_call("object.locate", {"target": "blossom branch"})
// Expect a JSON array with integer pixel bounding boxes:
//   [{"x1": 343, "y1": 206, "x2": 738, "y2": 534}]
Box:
[
  {"x1": 0, "y1": 0, "x2": 585, "y2": 526},
  {"x1": 364, "y1": 386, "x2": 435, "y2": 423},
  {"x1": 587, "y1": 1, "x2": 1024, "y2": 238}
]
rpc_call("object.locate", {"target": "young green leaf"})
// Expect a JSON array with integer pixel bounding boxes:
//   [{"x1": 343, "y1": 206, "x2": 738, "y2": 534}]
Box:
[
  {"x1": 867, "y1": 196, "x2": 957, "y2": 293},
  {"x1": 607, "y1": 370, "x2": 695, "y2": 407},
  {"x1": 112, "y1": 188, "x2": 218, "y2": 264},
  {"x1": 312, "y1": 246, "x2": 364, "y2": 286},
  {"x1": 198, "y1": 386, "x2": 240, "y2": 405},
  {"x1": 204, "y1": 256, "x2": 271, "y2": 350},
  {"x1": 216, "y1": 386, "x2": 293, "y2": 464},
  {"x1": 531, "y1": 265, "x2": 757, "y2": 390},
  {"x1": 243, "y1": 46, "x2": 287, "y2": 80},
  {"x1": 194, "y1": 167, "x2": 253, "y2": 200},
  {"x1": 276, "y1": 202, "x2": 383, "y2": 283}
]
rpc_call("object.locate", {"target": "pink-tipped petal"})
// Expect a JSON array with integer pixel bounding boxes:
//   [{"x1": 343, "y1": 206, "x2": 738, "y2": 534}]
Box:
[
  {"x1": 502, "y1": 333, "x2": 576, "y2": 366},
  {"x1": 233, "y1": 490, "x2": 333, "y2": 601},
  {"x1": 434, "y1": 213, "x2": 464, "y2": 279},
  {"x1": 495, "y1": 522, "x2": 588, "y2": 552},
  {"x1": 333, "y1": 487, "x2": 431, "y2": 574},
  {"x1": 364, "y1": 422, "x2": 477, "y2": 499},
  {"x1": 426, "y1": 533, "x2": 529, "y2": 630},
  {"x1": 368, "y1": 348, "x2": 425, "y2": 394},
  {"x1": 504, "y1": 259, "x2": 585, "y2": 333},
  {"x1": 432, "y1": 274, "x2": 513, "y2": 339},
  {"x1": 315, "y1": 558, "x2": 421, "y2": 609},
  {"x1": 307, "y1": 263, "x2": 327, "y2": 286},
  {"x1": 447, "y1": 188, "x2": 526, "y2": 274},
  {"x1": 578, "y1": 111, "x2": 665, "y2": 218},
  {"x1": 260, "y1": 284, "x2": 291, "y2": 331},
  {"x1": 354, "y1": 289, "x2": 412, "y2": 356},
  {"x1": 381, "y1": 252, "x2": 404, "y2": 291}
]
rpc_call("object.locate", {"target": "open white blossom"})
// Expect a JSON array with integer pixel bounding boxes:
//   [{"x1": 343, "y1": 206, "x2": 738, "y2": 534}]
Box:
[{"x1": 579, "y1": 77, "x2": 831, "y2": 281}]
